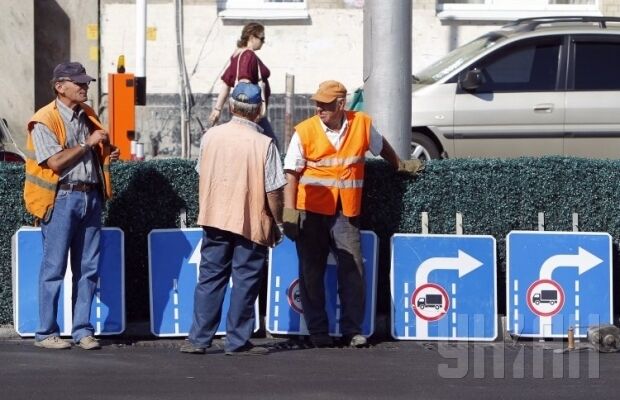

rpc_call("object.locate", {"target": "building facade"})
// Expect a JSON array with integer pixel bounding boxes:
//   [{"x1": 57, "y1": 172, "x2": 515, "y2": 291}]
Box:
[{"x1": 2, "y1": 0, "x2": 618, "y2": 156}]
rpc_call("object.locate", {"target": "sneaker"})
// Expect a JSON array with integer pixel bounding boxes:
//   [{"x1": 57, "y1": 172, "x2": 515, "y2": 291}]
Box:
[
  {"x1": 34, "y1": 336, "x2": 71, "y2": 350},
  {"x1": 348, "y1": 334, "x2": 367, "y2": 348},
  {"x1": 225, "y1": 343, "x2": 269, "y2": 356},
  {"x1": 180, "y1": 342, "x2": 208, "y2": 354},
  {"x1": 78, "y1": 335, "x2": 101, "y2": 350},
  {"x1": 310, "y1": 334, "x2": 334, "y2": 348}
]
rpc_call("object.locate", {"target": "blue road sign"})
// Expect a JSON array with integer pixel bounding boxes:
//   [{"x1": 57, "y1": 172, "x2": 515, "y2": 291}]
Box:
[
  {"x1": 266, "y1": 231, "x2": 378, "y2": 337},
  {"x1": 391, "y1": 234, "x2": 497, "y2": 341},
  {"x1": 506, "y1": 231, "x2": 613, "y2": 338},
  {"x1": 12, "y1": 227, "x2": 125, "y2": 337},
  {"x1": 148, "y1": 228, "x2": 260, "y2": 337}
]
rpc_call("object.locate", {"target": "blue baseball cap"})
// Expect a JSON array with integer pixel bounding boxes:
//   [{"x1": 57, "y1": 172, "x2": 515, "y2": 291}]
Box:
[
  {"x1": 53, "y1": 62, "x2": 96, "y2": 83},
  {"x1": 231, "y1": 82, "x2": 262, "y2": 104}
]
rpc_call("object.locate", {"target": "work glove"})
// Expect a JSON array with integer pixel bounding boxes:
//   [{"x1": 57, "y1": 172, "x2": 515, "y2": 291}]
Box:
[
  {"x1": 282, "y1": 208, "x2": 301, "y2": 241},
  {"x1": 397, "y1": 159, "x2": 424, "y2": 176}
]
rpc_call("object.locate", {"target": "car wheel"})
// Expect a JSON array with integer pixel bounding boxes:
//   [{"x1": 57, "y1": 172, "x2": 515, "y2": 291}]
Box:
[{"x1": 411, "y1": 131, "x2": 440, "y2": 160}]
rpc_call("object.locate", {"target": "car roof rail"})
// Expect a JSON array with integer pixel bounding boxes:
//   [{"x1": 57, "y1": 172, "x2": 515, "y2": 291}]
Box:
[{"x1": 505, "y1": 16, "x2": 620, "y2": 32}]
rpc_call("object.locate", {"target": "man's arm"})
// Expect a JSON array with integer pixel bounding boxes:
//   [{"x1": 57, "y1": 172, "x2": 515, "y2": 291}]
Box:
[
  {"x1": 267, "y1": 188, "x2": 284, "y2": 225},
  {"x1": 284, "y1": 171, "x2": 299, "y2": 209},
  {"x1": 45, "y1": 129, "x2": 110, "y2": 174},
  {"x1": 280, "y1": 171, "x2": 301, "y2": 241},
  {"x1": 379, "y1": 136, "x2": 401, "y2": 170}
]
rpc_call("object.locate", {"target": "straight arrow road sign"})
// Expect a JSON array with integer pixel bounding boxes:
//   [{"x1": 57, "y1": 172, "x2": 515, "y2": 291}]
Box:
[
  {"x1": 148, "y1": 228, "x2": 260, "y2": 337},
  {"x1": 12, "y1": 227, "x2": 125, "y2": 336}
]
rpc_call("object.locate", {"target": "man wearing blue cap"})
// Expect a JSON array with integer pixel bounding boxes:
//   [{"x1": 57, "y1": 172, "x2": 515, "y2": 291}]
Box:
[
  {"x1": 182, "y1": 82, "x2": 285, "y2": 356},
  {"x1": 24, "y1": 61, "x2": 120, "y2": 350}
]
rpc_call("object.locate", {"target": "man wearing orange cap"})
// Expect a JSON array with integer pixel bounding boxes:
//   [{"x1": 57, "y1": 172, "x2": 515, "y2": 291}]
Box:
[{"x1": 282, "y1": 80, "x2": 415, "y2": 348}]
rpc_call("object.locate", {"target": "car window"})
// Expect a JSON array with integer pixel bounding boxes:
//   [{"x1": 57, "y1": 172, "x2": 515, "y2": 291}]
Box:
[
  {"x1": 473, "y1": 37, "x2": 562, "y2": 92},
  {"x1": 573, "y1": 39, "x2": 620, "y2": 90},
  {"x1": 415, "y1": 32, "x2": 504, "y2": 84}
]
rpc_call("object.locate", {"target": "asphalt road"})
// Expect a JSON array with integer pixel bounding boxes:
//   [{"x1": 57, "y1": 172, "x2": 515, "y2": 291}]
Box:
[{"x1": 1, "y1": 337, "x2": 619, "y2": 400}]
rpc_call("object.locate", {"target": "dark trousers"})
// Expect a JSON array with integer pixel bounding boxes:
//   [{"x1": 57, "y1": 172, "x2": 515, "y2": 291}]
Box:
[
  {"x1": 187, "y1": 226, "x2": 267, "y2": 352},
  {"x1": 295, "y1": 210, "x2": 365, "y2": 336}
]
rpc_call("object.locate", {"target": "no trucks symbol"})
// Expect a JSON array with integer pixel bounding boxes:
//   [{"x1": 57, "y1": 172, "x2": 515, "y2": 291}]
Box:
[
  {"x1": 287, "y1": 278, "x2": 303, "y2": 314},
  {"x1": 411, "y1": 283, "x2": 450, "y2": 321},
  {"x1": 526, "y1": 279, "x2": 565, "y2": 317}
]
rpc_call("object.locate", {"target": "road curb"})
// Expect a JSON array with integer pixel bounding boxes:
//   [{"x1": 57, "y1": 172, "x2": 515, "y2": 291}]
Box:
[{"x1": 0, "y1": 325, "x2": 19, "y2": 339}]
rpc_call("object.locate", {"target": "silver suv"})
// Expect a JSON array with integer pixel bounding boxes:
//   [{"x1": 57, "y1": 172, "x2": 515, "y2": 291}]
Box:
[{"x1": 407, "y1": 16, "x2": 620, "y2": 160}]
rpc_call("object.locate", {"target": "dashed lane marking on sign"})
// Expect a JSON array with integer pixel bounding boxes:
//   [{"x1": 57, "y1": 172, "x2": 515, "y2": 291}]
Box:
[
  {"x1": 513, "y1": 279, "x2": 519, "y2": 333},
  {"x1": 172, "y1": 279, "x2": 180, "y2": 334},
  {"x1": 96, "y1": 278, "x2": 102, "y2": 334}
]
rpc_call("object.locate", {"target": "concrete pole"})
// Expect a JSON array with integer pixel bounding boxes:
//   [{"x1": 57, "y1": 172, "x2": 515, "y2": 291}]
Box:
[
  {"x1": 363, "y1": 0, "x2": 412, "y2": 159},
  {"x1": 284, "y1": 73, "x2": 295, "y2": 152},
  {"x1": 135, "y1": 0, "x2": 147, "y2": 105}
]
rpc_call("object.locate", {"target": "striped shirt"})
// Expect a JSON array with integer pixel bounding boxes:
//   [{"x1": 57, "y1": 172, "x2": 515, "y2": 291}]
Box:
[
  {"x1": 196, "y1": 116, "x2": 286, "y2": 193},
  {"x1": 31, "y1": 100, "x2": 99, "y2": 184}
]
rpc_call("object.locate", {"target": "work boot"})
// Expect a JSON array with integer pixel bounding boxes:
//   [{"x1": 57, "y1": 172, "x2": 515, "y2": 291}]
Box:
[
  {"x1": 180, "y1": 342, "x2": 208, "y2": 354},
  {"x1": 77, "y1": 335, "x2": 101, "y2": 350},
  {"x1": 34, "y1": 336, "x2": 71, "y2": 350},
  {"x1": 225, "y1": 343, "x2": 269, "y2": 356},
  {"x1": 309, "y1": 334, "x2": 334, "y2": 348},
  {"x1": 348, "y1": 334, "x2": 367, "y2": 348}
]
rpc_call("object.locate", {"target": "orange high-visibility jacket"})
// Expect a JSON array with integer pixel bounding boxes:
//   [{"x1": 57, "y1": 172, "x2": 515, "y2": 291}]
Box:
[
  {"x1": 23, "y1": 101, "x2": 113, "y2": 221},
  {"x1": 295, "y1": 111, "x2": 371, "y2": 217}
]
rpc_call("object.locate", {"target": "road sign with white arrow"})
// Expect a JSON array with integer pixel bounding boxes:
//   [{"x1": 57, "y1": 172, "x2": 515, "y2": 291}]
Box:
[
  {"x1": 148, "y1": 228, "x2": 259, "y2": 337},
  {"x1": 506, "y1": 231, "x2": 612, "y2": 338},
  {"x1": 12, "y1": 227, "x2": 125, "y2": 336},
  {"x1": 391, "y1": 234, "x2": 497, "y2": 341},
  {"x1": 266, "y1": 231, "x2": 378, "y2": 337}
]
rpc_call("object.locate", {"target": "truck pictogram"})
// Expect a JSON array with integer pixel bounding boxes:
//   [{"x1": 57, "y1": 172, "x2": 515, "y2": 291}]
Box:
[
  {"x1": 417, "y1": 294, "x2": 443, "y2": 310},
  {"x1": 532, "y1": 290, "x2": 557, "y2": 305}
]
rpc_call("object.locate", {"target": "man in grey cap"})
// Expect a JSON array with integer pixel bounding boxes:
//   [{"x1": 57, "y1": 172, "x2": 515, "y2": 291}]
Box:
[
  {"x1": 182, "y1": 82, "x2": 285, "y2": 356},
  {"x1": 24, "y1": 61, "x2": 119, "y2": 350}
]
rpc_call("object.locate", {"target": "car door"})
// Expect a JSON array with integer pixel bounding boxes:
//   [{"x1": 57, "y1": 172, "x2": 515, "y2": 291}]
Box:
[
  {"x1": 563, "y1": 34, "x2": 620, "y2": 158},
  {"x1": 452, "y1": 36, "x2": 565, "y2": 158}
]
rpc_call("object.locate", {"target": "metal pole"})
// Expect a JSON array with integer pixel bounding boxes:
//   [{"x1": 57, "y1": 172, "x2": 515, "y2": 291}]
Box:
[
  {"x1": 135, "y1": 0, "x2": 147, "y2": 105},
  {"x1": 363, "y1": 0, "x2": 412, "y2": 159},
  {"x1": 175, "y1": 0, "x2": 189, "y2": 158},
  {"x1": 284, "y1": 73, "x2": 295, "y2": 152}
]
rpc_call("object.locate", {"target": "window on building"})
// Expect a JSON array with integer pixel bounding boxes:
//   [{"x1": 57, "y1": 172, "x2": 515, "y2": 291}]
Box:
[
  {"x1": 437, "y1": 0, "x2": 600, "y2": 21},
  {"x1": 218, "y1": 0, "x2": 308, "y2": 20}
]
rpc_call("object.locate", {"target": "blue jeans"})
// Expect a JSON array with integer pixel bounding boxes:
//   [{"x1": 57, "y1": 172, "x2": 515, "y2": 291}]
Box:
[
  {"x1": 295, "y1": 210, "x2": 365, "y2": 336},
  {"x1": 188, "y1": 226, "x2": 267, "y2": 352},
  {"x1": 36, "y1": 188, "x2": 102, "y2": 343}
]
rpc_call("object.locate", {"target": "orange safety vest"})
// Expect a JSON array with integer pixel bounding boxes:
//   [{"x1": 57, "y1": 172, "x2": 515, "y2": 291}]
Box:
[
  {"x1": 295, "y1": 111, "x2": 371, "y2": 217},
  {"x1": 23, "y1": 100, "x2": 113, "y2": 221}
]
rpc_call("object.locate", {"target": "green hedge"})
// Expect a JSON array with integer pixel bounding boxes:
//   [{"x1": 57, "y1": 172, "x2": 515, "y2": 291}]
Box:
[{"x1": 2, "y1": 157, "x2": 620, "y2": 327}]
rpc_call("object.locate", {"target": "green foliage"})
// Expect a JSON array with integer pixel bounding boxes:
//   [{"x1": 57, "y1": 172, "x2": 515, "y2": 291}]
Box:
[{"x1": 1, "y1": 156, "x2": 619, "y2": 327}]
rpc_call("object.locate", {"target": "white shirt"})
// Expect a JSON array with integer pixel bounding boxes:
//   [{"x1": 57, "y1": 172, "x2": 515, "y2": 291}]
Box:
[{"x1": 283, "y1": 116, "x2": 384, "y2": 172}]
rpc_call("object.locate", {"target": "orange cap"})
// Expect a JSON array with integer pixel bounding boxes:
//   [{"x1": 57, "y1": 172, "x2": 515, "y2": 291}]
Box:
[{"x1": 311, "y1": 80, "x2": 347, "y2": 103}]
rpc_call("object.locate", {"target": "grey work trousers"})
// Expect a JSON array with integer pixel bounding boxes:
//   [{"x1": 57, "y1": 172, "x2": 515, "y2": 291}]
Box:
[{"x1": 295, "y1": 210, "x2": 365, "y2": 336}]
